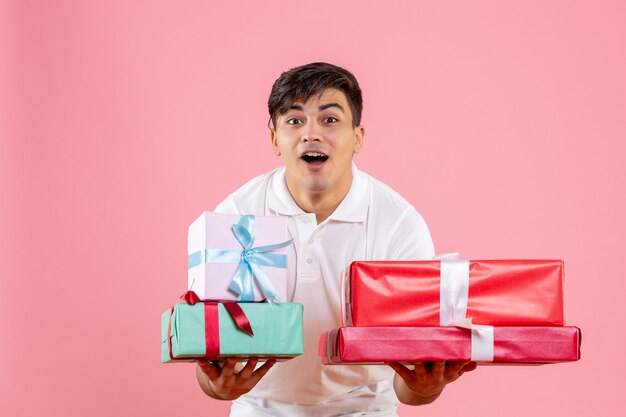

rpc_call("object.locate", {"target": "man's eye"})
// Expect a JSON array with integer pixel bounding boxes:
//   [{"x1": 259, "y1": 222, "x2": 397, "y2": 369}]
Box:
[
  {"x1": 286, "y1": 118, "x2": 302, "y2": 125},
  {"x1": 324, "y1": 117, "x2": 338, "y2": 123}
]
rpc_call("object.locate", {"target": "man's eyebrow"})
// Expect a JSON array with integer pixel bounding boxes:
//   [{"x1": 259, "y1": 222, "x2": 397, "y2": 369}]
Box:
[
  {"x1": 319, "y1": 103, "x2": 344, "y2": 112},
  {"x1": 287, "y1": 103, "x2": 344, "y2": 112}
]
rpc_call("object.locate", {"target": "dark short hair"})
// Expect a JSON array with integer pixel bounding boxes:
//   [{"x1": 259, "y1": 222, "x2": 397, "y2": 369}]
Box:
[{"x1": 268, "y1": 62, "x2": 363, "y2": 128}]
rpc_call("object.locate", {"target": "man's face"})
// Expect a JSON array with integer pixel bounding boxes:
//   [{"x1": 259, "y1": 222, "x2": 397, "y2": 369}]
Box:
[{"x1": 270, "y1": 88, "x2": 364, "y2": 196}]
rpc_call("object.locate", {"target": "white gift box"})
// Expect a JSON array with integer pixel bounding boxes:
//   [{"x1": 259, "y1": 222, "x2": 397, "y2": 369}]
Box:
[{"x1": 187, "y1": 212, "x2": 291, "y2": 302}]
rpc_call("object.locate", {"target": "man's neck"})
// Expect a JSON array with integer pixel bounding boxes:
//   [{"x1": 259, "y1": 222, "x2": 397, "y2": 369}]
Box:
[{"x1": 285, "y1": 174, "x2": 353, "y2": 224}]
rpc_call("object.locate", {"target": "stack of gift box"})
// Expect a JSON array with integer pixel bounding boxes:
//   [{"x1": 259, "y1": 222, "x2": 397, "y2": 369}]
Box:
[
  {"x1": 319, "y1": 258, "x2": 581, "y2": 364},
  {"x1": 162, "y1": 211, "x2": 581, "y2": 366},
  {"x1": 161, "y1": 212, "x2": 304, "y2": 363}
]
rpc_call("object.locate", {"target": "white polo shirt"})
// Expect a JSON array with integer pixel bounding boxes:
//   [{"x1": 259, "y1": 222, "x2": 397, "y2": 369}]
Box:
[{"x1": 214, "y1": 164, "x2": 435, "y2": 416}]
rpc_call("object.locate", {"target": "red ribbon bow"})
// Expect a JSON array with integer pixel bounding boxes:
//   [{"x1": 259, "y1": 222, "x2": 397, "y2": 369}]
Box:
[
  {"x1": 166, "y1": 291, "x2": 255, "y2": 361},
  {"x1": 179, "y1": 290, "x2": 254, "y2": 336}
]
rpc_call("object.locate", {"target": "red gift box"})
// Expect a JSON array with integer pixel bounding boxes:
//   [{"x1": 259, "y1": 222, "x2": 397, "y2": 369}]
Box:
[
  {"x1": 319, "y1": 326, "x2": 581, "y2": 364},
  {"x1": 344, "y1": 260, "x2": 565, "y2": 327}
]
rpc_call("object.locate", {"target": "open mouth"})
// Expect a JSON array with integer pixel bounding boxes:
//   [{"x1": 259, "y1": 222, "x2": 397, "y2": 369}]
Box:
[{"x1": 301, "y1": 152, "x2": 329, "y2": 165}]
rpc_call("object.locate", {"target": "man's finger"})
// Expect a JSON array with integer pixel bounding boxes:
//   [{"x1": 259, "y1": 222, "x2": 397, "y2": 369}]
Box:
[
  {"x1": 443, "y1": 361, "x2": 465, "y2": 382},
  {"x1": 386, "y1": 362, "x2": 415, "y2": 384},
  {"x1": 238, "y1": 358, "x2": 259, "y2": 380},
  {"x1": 220, "y1": 358, "x2": 238, "y2": 378},
  {"x1": 462, "y1": 361, "x2": 478, "y2": 373},
  {"x1": 197, "y1": 360, "x2": 221, "y2": 381},
  {"x1": 444, "y1": 361, "x2": 477, "y2": 382},
  {"x1": 432, "y1": 361, "x2": 445, "y2": 375},
  {"x1": 445, "y1": 361, "x2": 466, "y2": 374},
  {"x1": 413, "y1": 361, "x2": 428, "y2": 379},
  {"x1": 248, "y1": 359, "x2": 277, "y2": 385}
]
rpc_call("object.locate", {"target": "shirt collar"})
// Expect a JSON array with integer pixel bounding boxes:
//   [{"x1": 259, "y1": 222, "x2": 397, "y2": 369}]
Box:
[{"x1": 268, "y1": 163, "x2": 369, "y2": 223}]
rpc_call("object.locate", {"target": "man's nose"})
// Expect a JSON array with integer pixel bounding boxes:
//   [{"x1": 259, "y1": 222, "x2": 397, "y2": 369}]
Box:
[{"x1": 300, "y1": 121, "x2": 322, "y2": 142}]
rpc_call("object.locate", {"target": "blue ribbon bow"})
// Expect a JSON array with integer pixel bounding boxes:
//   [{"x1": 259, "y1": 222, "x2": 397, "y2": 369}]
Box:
[{"x1": 187, "y1": 215, "x2": 292, "y2": 303}]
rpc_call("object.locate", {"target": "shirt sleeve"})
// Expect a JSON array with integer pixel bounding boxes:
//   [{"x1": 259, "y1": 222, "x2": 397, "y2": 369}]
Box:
[
  {"x1": 387, "y1": 206, "x2": 435, "y2": 261},
  {"x1": 214, "y1": 194, "x2": 240, "y2": 215}
]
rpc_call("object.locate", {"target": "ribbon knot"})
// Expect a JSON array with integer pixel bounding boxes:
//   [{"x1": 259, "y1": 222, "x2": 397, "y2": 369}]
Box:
[{"x1": 228, "y1": 215, "x2": 292, "y2": 303}]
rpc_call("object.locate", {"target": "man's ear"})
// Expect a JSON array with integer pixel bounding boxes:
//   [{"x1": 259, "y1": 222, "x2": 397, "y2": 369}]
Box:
[
  {"x1": 354, "y1": 125, "x2": 365, "y2": 154},
  {"x1": 270, "y1": 129, "x2": 281, "y2": 156}
]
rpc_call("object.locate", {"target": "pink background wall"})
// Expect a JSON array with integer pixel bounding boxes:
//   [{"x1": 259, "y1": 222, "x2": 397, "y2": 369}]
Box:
[{"x1": 2, "y1": 1, "x2": 624, "y2": 416}]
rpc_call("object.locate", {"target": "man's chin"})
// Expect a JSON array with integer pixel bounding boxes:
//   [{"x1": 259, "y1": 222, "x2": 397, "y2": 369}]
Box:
[{"x1": 302, "y1": 181, "x2": 331, "y2": 194}]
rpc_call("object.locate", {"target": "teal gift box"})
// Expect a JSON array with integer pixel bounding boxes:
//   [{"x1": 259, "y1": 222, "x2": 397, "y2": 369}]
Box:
[{"x1": 161, "y1": 300, "x2": 304, "y2": 363}]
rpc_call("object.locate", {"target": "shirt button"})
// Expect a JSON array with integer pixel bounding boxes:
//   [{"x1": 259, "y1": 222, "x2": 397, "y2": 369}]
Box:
[
  {"x1": 302, "y1": 217, "x2": 310, "y2": 224},
  {"x1": 306, "y1": 258, "x2": 313, "y2": 264},
  {"x1": 308, "y1": 239, "x2": 314, "y2": 245}
]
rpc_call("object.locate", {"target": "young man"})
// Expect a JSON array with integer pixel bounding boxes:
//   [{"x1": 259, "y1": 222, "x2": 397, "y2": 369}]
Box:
[{"x1": 196, "y1": 63, "x2": 477, "y2": 416}]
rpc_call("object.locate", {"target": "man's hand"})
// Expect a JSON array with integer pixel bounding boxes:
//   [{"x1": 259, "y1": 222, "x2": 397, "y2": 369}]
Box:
[
  {"x1": 196, "y1": 357, "x2": 276, "y2": 401},
  {"x1": 387, "y1": 360, "x2": 478, "y2": 405}
]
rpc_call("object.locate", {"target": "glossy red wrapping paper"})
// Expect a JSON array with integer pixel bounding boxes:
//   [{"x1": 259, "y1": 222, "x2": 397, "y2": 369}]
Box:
[
  {"x1": 319, "y1": 326, "x2": 581, "y2": 364},
  {"x1": 345, "y1": 260, "x2": 565, "y2": 327}
]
